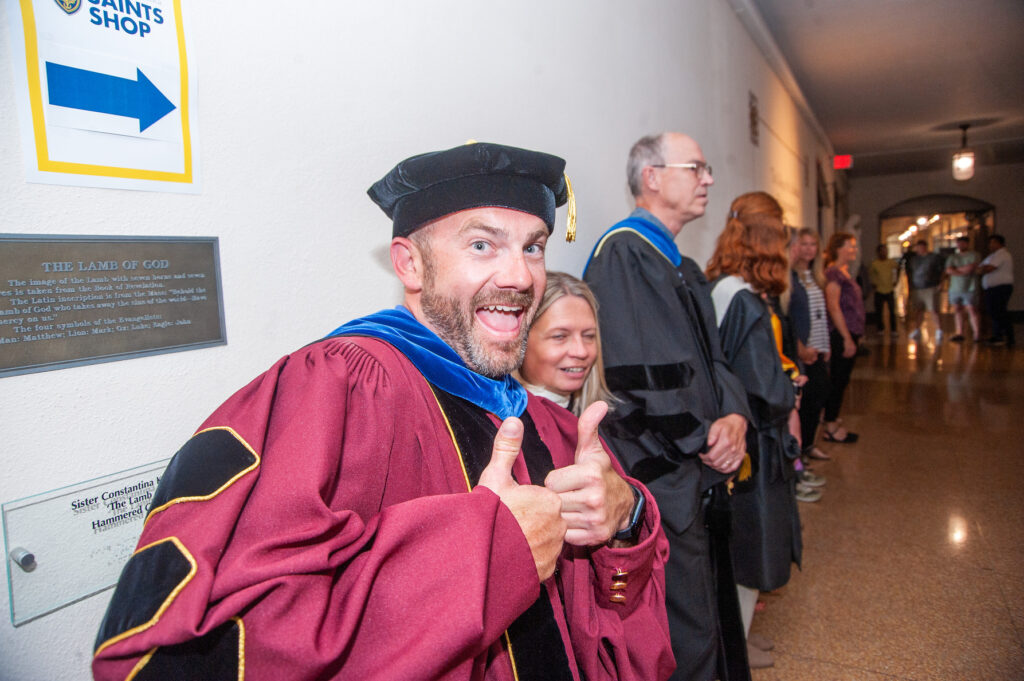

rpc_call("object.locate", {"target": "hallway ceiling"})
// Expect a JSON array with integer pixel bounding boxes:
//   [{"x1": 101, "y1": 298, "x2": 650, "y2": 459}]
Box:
[{"x1": 750, "y1": 0, "x2": 1024, "y2": 177}]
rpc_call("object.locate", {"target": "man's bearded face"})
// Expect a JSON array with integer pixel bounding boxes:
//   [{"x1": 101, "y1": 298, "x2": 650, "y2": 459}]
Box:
[
  {"x1": 420, "y1": 254, "x2": 537, "y2": 378},
  {"x1": 410, "y1": 207, "x2": 548, "y2": 379}
]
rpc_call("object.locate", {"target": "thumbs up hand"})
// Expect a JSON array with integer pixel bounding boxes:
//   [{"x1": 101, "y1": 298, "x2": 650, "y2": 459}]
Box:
[
  {"x1": 478, "y1": 417, "x2": 566, "y2": 582},
  {"x1": 543, "y1": 402, "x2": 635, "y2": 547}
]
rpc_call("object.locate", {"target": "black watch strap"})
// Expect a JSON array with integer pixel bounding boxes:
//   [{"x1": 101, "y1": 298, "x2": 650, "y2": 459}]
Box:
[{"x1": 612, "y1": 484, "x2": 645, "y2": 542}]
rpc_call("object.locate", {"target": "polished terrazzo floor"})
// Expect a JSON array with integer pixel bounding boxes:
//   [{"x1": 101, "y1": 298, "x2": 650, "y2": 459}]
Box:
[{"x1": 749, "y1": 322, "x2": 1024, "y2": 681}]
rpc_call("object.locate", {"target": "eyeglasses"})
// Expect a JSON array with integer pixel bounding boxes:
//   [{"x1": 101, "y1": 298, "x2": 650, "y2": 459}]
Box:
[{"x1": 650, "y1": 162, "x2": 713, "y2": 178}]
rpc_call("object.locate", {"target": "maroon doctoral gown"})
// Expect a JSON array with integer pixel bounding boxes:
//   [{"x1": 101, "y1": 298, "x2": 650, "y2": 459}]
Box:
[{"x1": 92, "y1": 335, "x2": 673, "y2": 681}]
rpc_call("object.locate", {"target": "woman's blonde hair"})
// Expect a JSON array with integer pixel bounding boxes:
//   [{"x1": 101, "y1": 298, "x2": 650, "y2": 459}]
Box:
[
  {"x1": 518, "y1": 271, "x2": 616, "y2": 416},
  {"x1": 793, "y1": 226, "x2": 826, "y2": 289}
]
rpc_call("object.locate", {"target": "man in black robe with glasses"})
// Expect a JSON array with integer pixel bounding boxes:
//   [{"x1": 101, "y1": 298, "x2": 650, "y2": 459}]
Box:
[{"x1": 584, "y1": 132, "x2": 751, "y2": 681}]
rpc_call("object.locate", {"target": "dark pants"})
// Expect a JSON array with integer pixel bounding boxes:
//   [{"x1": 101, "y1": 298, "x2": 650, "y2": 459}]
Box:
[
  {"x1": 706, "y1": 485, "x2": 751, "y2": 681},
  {"x1": 874, "y1": 291, "x2": 897, "y2": 331},
  {"x1": 983, "y1": 284, "x2": 1015, "y2": 344},
  {"x1": 825, "y1": 331, "x2": 859, "y2": 422},
  {"x1": 664, "y1": 501, "x2": 720, "y2": 681},
  {"x1": 798, "y1": 355, "x2": 830, "y2": 448}
]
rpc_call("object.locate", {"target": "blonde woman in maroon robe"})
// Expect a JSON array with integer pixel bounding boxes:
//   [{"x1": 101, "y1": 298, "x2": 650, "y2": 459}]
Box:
[{"x1": 516, "y1": 271, "x2": 616, "y2": 416}]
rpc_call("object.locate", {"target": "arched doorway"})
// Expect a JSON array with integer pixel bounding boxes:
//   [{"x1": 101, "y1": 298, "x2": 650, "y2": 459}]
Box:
[
  {"x1": 877, "y1": 194, "x2": 995, "y2": 317},
  {"x1": 878, "y1": 194, "x2": 995, "y2": 255}
]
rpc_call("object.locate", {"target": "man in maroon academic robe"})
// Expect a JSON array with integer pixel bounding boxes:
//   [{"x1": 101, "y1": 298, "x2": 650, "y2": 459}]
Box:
[{"x1": 92, "y1": 142, "x2": 674, "y2": 681}]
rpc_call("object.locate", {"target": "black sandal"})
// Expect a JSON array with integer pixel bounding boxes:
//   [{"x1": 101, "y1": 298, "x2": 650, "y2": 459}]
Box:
[{"x1": 823, "y1": 428, "x2": 858, "y2": 443}]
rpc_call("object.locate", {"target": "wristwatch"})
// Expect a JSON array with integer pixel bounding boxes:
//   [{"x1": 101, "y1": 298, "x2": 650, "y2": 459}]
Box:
[{"x1": 612, "y1": 484, "x2": 646, "y2": 543}]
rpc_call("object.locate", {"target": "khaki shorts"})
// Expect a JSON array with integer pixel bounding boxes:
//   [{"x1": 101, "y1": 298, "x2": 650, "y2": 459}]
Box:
[{"x1": 911, "y1": 286, "x2": 938, "y2": 312}]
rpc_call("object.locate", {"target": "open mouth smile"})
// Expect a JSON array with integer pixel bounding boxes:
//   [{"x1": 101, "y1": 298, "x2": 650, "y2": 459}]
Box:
[
  {"x1": 481, "y1": 304, "x2": 523, "y2": 313},
  {"x1": 476, "y1": 303, "x2": 526, "y2": 335}
]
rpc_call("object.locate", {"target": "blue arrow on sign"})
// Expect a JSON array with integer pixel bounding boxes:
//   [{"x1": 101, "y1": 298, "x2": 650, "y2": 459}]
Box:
[{"x1": 45, "y1": 62, "x2": 176, "y2": 132}]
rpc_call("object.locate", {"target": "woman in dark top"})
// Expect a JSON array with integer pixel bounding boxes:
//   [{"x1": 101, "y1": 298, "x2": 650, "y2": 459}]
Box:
[{"x1": 822, "y1": 232, "x2": 865, "y2": 443}]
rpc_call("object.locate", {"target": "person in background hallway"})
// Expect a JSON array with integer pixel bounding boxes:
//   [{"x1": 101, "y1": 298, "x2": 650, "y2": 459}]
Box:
[
  {"x1": 979, "y1": 234, "x2": 1015, "y2": 347},
  {"x1": 584, "y1": 132, "x2": 752, "y2": 681},
  {"x1": 705, "y1": 192, "x2": 803, "y2": 670},
  {"x1": 868, "y1": 244, "x2": 898, "y2": 337},
  {"x1": 945, "y1": 235, "x2": 981, "y2": 342},
  {"x1": 516, "y1": 271, "x2": 616, "y2": 416},
  {"x1": 790, "y1": 227, "x2": 832, "y2": 464},
  {"x1": 822, "y1": 232, "x2": 865, "y2": 444},
  {"x1": 92, "y1": 142, "x2": 674, "y2": 681},
  {"x1": 778, "y1": 228, "x2": 824, "y2": 503},
  {"x1": 906, "y1": 239, "x2": 946, "y2": 343}
]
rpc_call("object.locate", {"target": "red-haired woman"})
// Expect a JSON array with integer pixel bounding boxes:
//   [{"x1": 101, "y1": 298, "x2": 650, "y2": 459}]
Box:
[{"x1": 706, "y1": 191, "x2": 802, "y2": 669}]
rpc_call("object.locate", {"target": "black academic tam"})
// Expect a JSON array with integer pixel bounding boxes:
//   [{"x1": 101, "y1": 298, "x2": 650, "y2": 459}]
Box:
[{"x1": 368, "y1": 142, "x2": 568, "y2": 237}]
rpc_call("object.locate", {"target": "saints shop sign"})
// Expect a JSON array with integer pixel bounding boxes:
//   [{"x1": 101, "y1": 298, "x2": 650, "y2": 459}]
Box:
[
  {"x1": 70, "y1": 0, "x2": 168, "y2": 40},
  {"x1": 6, "y1": 0, "x2": 200, "y2": 191}
]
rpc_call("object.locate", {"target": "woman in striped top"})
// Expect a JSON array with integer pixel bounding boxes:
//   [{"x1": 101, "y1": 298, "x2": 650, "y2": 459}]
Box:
[{"x1": 790, "y1": 228, "x2": 832, "y2": 460}]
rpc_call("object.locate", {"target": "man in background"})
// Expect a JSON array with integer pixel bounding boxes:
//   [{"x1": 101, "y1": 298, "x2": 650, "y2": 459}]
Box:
[
  {"x1": 868, "y1": 244, "x2": 899, "y2": 337},
  {"x1": 979, "y1": 234, "x2": 1015, "y2": 346},
  {"x1": 906, "y1": 239, "x2": 946, "y2": 342},
  {"x1": 945, "y1": 235, "x2": 980, "y2": 342}
]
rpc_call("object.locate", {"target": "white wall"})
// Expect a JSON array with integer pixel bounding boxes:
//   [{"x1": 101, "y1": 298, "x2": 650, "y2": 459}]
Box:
[
  {"x1": 0, "y1": 2, "x2": 831, "y2": 678},
  {"x1": 849, "y1": 162, "x2": 1024, "y2": 311}
]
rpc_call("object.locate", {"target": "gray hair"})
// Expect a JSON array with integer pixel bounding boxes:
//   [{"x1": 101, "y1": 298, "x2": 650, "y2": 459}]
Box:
[{"x1": 626, "y1": 134, "x2": 666, "y2": 197}]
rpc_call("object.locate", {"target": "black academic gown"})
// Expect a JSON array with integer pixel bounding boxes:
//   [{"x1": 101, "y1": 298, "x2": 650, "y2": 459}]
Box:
[
  {"x1": 585, "y1": 227, "x2": 751, "y2": 681},
  {"x1": 713, "y1": 285, "x2": 802, "y2": 592}
]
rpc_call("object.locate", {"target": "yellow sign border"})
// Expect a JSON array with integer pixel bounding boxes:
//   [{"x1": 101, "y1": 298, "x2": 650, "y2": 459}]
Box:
[{"x1": 18, "y1": 0, "x2": 193, "y2": 183}]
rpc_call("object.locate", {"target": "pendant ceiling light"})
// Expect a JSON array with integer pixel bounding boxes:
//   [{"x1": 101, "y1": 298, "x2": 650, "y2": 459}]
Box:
[{"x1": 952, "y1": 124, "x2": 975, "y2": 181}]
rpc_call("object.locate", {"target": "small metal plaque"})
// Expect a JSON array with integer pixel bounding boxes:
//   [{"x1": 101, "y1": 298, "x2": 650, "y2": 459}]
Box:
[
  {"x1": 3, "y1": 460, "x2": 169, "y2": 626},
  {"x1": 0, "y1": 235, "x2": 225, "y2": 377}
]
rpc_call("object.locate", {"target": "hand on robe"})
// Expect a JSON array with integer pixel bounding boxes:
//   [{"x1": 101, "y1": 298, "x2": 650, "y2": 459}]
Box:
[
  {"x1": 543, "y1": 401, "x2": 635, "y2": 547},
  {"x1": 700, "y1": 412, "x2": 747, "y2": 473},
  {"x1": 478, "y1": 416, "x2": 566, "y2": 582}
]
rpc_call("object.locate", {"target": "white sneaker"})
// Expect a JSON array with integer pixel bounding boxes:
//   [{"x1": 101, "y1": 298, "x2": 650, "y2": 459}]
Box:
[
  {"x1": 800, "y1": 471, "x2": 827, "y2": 487},
  {"x1": 795, "y1": 486, "x2": 822, "y2": 502}
]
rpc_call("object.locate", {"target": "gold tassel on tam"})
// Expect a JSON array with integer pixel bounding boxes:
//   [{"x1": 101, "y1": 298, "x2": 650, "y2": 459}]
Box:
[
  {"x1": 564, "y1": 172, "x2": 576, "y2": 242},
  {"x1": 464, "y1": 139, "x2": 574, "y2": 241}
]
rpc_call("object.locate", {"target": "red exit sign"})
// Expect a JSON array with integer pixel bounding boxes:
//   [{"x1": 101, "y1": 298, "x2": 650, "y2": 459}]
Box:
[{"x1": 833, "y1": 154, "x2": 853, "y2": 170}]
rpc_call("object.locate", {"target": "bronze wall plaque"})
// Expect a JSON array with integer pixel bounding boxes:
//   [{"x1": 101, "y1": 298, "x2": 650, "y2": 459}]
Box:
[{"x1": 0, "y1": 235, "x2": 225, "y2": 377}]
